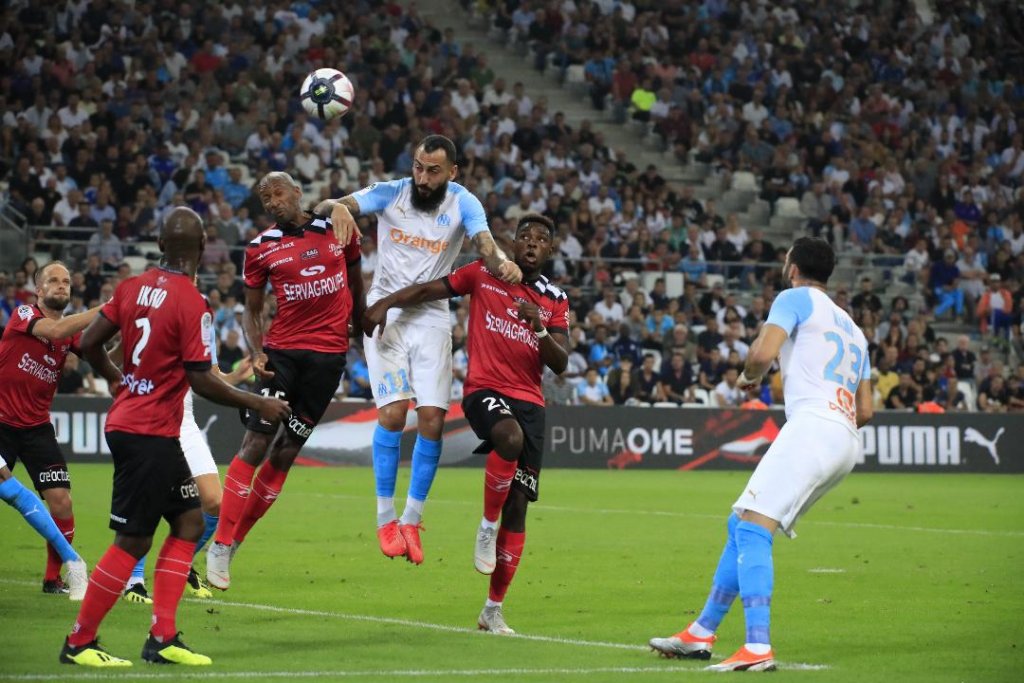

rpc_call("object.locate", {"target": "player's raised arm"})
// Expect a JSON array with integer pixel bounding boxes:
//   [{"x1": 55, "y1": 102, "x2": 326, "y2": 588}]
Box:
[
  {"x1": 472, "y1": 231, "x2": 522, "y2": 285},
  {"x1": 314, "y1": 195, "x2": 362, "y2": 245},
  {"x1": 30, "y1": 305, "x2": 102, "y2": 341},
  {"x1": 362, "y1": 279, "x2": 452, "y2": 337}
]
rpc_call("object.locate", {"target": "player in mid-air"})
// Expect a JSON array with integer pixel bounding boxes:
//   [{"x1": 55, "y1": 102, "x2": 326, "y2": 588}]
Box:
[
  {"x1": 59, "y1": 207, "x2": 290, "y2": 667},
  {"x1": 204, "y1": 171, "x2": 362, "y2": 591},
  {"x1": 318, "y1": 134, "x2": 522, "y2": 565},
  {"x1": 364, "y1": 214, "x2": 568, "y2": 633},
  {"x1": 649, "y1": 237, "x2": 874, "y2": 671},
  {"x1": 0, "y1": 260, "x2": 108, "y2": 600}
]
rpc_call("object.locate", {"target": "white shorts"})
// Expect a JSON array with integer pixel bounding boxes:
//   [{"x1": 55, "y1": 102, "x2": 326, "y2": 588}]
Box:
[
  {"x1": 364, "y1": 321, "x2": 452, "y2": 410},
  {"x1": 181, "y1": 392, "x2": 218, "y2": 478},
  {"x1": 733, "y1": 413, "x2": 859, "y2": 538}
]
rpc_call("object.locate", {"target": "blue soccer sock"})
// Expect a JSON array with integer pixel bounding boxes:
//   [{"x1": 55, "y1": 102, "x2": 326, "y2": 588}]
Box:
[
  {"x1": 0, "y1": 477, "x2": 80, "y2": 563},
  {"x1": 736, "y1": 520, "x2": 775, "y2": 647},
  {"x1": 194, "y1": 512, "x2": 219, "y2": 557},
  {"x1": 695, "y1": 513, "x2": 741, "y2": 634},
  {"x1": 400, "y1": 435, "x2": 441, "y2": 525},
  {"x1": 128, "y1": 555, "x2": 146, "y2": 587},
  {"x1": 373, "y1": 426, "x2": 402, "y2": 526}
]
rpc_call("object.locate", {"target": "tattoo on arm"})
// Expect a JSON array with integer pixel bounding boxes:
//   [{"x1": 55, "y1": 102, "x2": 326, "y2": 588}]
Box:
[
  {"x1": 472, "y1": 231, "x2": 508, "y2": 271},
  {"x1": 313, "y1": 196, "x2": 362, "y2": 217}
]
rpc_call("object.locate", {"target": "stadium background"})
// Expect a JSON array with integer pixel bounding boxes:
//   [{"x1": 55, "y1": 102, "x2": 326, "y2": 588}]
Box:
[{"x1": 1, "y1": 2, "x2": 1023, "y2": 681}]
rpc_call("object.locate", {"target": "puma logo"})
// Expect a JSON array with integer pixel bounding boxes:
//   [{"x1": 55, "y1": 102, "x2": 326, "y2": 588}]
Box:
[{"x1": 964, "y1": 427, "x2": 1004, "y2": 465}]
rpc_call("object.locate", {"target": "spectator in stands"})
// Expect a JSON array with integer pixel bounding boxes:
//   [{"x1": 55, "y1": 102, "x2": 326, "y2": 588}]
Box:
[
  {"x1": 659, "y1": 352, "x2": 694, "y2": 405},
  {"x1": 577, "y1": 368, "x2": 613, "y2": 406},
  {"x1": 611, "y1": 323, "x2": 642, "y2": 367},
  {"x1": 977, "y1": 273, "x2": 1014, "y2": 337},
  {"x1": 849, "y1": 206, "x2": 878, "y2": 253},
  {"x1": 86, "y1": 220, "x2": 123, "y2": 271},
  {"x1": 633, "y1": 354, "x2": 665, "y2": 405},
  {"x1": 952, "y1": 335, "x2": 977, "y2": 383},
  {"x1": 978, "y1": 373, "x2": 1009, "y2": 413},
  {"x1": 201, "y1": 225, "x2": 231, "y2": 272},
  {"x1": 593, "y1": 286, "x2": 625, "y2": 324},
  {"x1": 885, "y1": 372, "x2": 921, "y2": 410},
  {"x1": 714, "y1": 366, "x2": 744, "y2": 408},
  {"x1": 851, "y1": 277, "x2": 883, "y2": 315},
  {"x1": 903, "y1": 238, "x2": 931, "y2": 286},
  {"x1": 606, "y1": 357, "x2": 638, "y2": 405},
  {"x1": 930, "y1": 250, "x2": 965, "y2": 320}
]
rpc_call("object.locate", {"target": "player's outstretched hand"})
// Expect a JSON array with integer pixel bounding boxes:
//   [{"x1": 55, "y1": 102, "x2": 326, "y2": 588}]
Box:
[
  {"x1": 331, "y1": 203, "x2": 361, "y2": 246},
  {"x1": 497, "y1": 259, "x2": 523, "y2": 284},
  {"x1": 252, "y1": 352, "x2": 275, "y2": 379},
  {"x1": 517, "y1": 302, "x2": 544, "y2": 332},
  {"x1": 258, "y1": 396, "x2": 291, "y2": 423},
  {"x1": 737, "y1": 371, "x2": 761, "y2": 390},
  {"x1": 362, "y1": 301, "x2": 389, "y2": 338}
]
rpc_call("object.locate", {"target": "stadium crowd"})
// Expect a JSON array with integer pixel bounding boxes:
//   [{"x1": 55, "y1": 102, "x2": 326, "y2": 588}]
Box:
[{"x1": 1, "y1": 0, "x2": 1023, "y2": 413}]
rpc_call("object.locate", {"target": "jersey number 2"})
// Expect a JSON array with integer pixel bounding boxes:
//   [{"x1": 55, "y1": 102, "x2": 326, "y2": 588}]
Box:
[
  {"x1": 823, "y1": 331, "x2": 863, "y2": 392},
  {"x1": 131, "y1": 318, "x2": 151, "y2": 366}
]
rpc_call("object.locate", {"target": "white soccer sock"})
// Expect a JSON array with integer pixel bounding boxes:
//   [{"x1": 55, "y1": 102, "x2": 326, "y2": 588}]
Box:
[
  {"x1": 485, "y1": 599, "x2": 502, "y2": 609},
  {"x1": 745, "y1": 643, "x2": 772, "y2": 655},
  {"x1": 125, "y1": 576, "x2": 145, "y2": 589},
  {"x1": 480, "y1": 517, "x2": 498, "y2": 531},
  {"x1": 399, "y1": 497, "x2": 424, "y2": 525},
  {"x1": 688, "y1": 622, "x2": 714, "y2": 639},
  {"x1": 376, "y1": 497, "x2": 396, "y2": 527}
]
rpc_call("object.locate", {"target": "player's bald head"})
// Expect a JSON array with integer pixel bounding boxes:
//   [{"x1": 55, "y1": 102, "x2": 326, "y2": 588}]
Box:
[
  {"x1": 258, "y1": 171, "x2": 301, "y2": 193},
  {"x1": 160, "y1": 206, "x2": 206, "y2": 266}
]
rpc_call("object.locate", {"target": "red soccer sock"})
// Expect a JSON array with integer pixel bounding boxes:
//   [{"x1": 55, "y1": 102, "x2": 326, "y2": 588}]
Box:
[
  {"x1": 488, "y1": 528, "x2": 526, "y2": 603},
  {"x1": 150, "y1": 536, "x2": 197, "y2": 642},
  {"x1": 68, "y1": 545, "x2": 137, "y2": 647},
  {"x1": 483, "y1": 451, "x2": 518, "y2": 523},
  {"x1": 216, "y1": 456, "x2": 256, "y2": 546},
  {"x1": 45, "y1": 514, "x2": 75, "y2": 581},
  {"x1": 232, "y1": 461, "x2": 289, "y2": 543}
]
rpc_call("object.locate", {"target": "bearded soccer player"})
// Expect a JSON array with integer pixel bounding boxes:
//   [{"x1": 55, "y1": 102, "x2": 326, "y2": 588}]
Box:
[
  {"x1": 649, "y1": 238, "x2": 874, "y2": 671},
  {"x1": 364, "y1": 214, "x2": 568, "y2": 633},
  {"x1": 59, "y1": 207, "x2": 290, "y2": 667},
  {"x1": 0, "y1": 261, "x2": 103, "y2": 600},
  {"x1": 318, "y1": 134, "x2": 521, "y2": 565},
  {"x1": 205, "y1": 172, "x2": 362, "y2": 590}
]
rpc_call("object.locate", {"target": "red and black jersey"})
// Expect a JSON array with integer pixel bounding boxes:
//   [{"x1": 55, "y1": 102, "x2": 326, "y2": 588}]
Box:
[
  {"x1": 101, "y1": 267, "x2": 213, "y2": 438},
  {"x1": 0, "y1": 305, "x2": 81, "y2": 429},
  {"x1": 244, "y1": 214, "x2": 361, "y2": 354},
  {"x1": 445, "y1": 260, "x2": 570, "y2": 406}
]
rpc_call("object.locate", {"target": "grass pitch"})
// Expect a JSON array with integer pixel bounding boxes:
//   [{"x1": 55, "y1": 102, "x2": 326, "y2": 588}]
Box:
[{"x1": 0, "y1": 465, "x2": 1021, "y2": 682}]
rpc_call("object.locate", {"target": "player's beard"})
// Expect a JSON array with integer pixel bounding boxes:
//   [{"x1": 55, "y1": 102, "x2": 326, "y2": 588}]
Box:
[
  {"x1": 42, "y1": 294, "x2": 70, "y2": 312},
  {"x1": 410, "y1": 181, "x2": 448, "y2": 213}
]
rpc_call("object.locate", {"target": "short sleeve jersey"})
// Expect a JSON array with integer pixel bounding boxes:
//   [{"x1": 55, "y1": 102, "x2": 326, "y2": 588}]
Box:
[
  {"x1": 244, "y1": 214, "x2": 361, "y2": 353},
  {"x1": 101, "y1": 267, "x2": 213, "y2": 438},
  {"x1": 355, "y1": 178, "x2": 489, "y2": 330},
  {"x1": 765, "y1": 286, "x2": 871, "y2": 432},
  {"x1": 445, "y1": 260, "x2": 570, "y2": 406},
  {"x1": 0, "y1": 305, "x2": 81, "y2": 428}
]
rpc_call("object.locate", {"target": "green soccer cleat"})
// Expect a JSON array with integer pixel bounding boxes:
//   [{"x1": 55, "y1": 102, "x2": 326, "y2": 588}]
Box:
[
  {"x1": 141, "y1": 632, "x2": 212, "y2": 665},
  {"x1": 60, "y1": 638, "x2": 132, "y2": 667},
  {"x1": 122, "y1": 583, "x2": 153, "y2": 604}
]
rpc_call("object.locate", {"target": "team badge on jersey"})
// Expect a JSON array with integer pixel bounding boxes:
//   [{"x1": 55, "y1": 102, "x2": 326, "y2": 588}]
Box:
[
  {"x1": 201, "y1": 312, "x2": 213, "y2": 355},
  {"x1": 17, "y1": 305, "x2": 33, "y2": 321},
  {"x1": 437, "y1": 213, "x2": 451, "y2": 226},
  {"x1": 301, "y1": 248, "x2": 319, "y2": 260}
]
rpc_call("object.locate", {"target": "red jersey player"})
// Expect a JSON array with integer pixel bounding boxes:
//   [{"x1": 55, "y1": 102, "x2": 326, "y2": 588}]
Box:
[
  {"x1": 60, "y1": 207, "x2": 289, "y2": 668},
  {"x1": 364, "y1": 214, "x2": 569, "y2": 635},
  {"x1": 205, "y1": 171, "x2": 362, "y2": 591},
  {"x1": 0, "y1": 261, "x2": 108, "y2": 598}
]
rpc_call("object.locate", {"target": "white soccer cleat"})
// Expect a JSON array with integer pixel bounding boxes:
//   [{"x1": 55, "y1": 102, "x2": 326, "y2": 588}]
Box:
[
  {"x1": 474, "y1": 525, "x2": 498, "y2": 575},
  {"x1": 65, "y1": 559, "x2": 88, "y2": 601},
  {"x1": 649, "y1": 624, "x2": 716, "y2": 660},
  {"x1": 478, "y1": 605, "x2": 515, "y2": 635},
  {"x1": 205, "y1": 541, "x2": 233, "y2": 590}
]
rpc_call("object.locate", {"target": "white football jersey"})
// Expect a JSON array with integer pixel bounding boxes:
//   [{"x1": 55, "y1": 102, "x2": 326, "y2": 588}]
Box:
[
  {"x1": 355, "y1": 178, "x2": 489, "y2": 329},
  {"x1": 765, "y1": 287, "x2": 871, "y2": 433}
]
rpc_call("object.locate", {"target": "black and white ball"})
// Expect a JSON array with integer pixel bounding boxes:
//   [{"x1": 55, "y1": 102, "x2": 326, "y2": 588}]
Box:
[{"x1": 300, "y1": 68, "x2": 355, "y2": 121}]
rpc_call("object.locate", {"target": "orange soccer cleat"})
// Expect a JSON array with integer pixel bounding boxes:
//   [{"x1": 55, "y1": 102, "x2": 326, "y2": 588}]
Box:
[
  {"x1": 707, "y1": 646, "x2": 776, "y2": 672},
  {"x1": 398, "y1": 522, "x2": 425, "y2": 564},
  {"x1": 377, "y1": 520, "x2": 407, "y2": 558}
]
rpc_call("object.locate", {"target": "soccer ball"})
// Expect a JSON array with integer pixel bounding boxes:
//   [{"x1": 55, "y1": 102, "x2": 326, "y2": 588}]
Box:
[{"x1": 300, "y1": 68, "x2": 355, "y2": 121}]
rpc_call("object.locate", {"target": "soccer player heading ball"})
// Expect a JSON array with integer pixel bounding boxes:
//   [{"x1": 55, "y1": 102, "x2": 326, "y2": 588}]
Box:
[
  {"x1": 317, "y1": 135, "x2": 522, "y2": 565},
  {"x1": 649, "y1": 238, "x2": 874, "y2": 671},
  {"x1": 364, "y1": 214, "x2": 569, "y2": 634}
]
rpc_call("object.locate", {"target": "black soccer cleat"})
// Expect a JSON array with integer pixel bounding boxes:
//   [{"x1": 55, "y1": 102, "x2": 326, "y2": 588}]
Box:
[{"x1": 43, "y1": 578, "x2": 69, "y2": 595}]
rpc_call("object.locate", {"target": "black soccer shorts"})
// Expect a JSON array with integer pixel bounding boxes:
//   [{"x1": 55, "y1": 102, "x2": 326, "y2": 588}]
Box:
[
  {"x1": 462, "y1": 389, "x2": 546, "y2": 502},
  {"x1": 245, "y1": 348, "x2": 347, "y2": 444},
  {"x1": 106, "y1": 431, "x2": 200, "y2": 536},
  {"x1": 0, "y1": 422, "x2": 70, "y2": 492}
]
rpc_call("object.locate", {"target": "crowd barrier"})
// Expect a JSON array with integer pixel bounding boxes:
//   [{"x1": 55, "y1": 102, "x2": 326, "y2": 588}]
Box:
[{"x1": 49, "y1": 397, "x2": 1021, "y2": 473}]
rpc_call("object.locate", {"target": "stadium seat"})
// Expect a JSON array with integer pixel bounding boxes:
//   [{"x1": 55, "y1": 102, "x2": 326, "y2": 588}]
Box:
[
  {"x1": 774, "y1": 197, "x2": 804, "y2": 218},
  {"x1": 731, "y1": 171, "x2": 759, "y2": 192},
  {"x1": 690, "y1": 388, "x2": 712, "y2": 405},
  {"x1": 705, "y1": 273, "x2": 725, "y2": 289},
  {"x1": 652, "y1": 401, "x2": 678, "y2": 408}
]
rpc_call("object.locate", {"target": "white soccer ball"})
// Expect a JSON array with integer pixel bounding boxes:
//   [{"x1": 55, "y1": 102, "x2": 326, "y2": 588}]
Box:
[{"x1": 300, "y1": 68, "x2": 355, "y2": 121}]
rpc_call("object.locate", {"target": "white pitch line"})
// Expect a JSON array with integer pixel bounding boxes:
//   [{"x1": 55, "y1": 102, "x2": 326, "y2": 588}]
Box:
[
  {"x1": 807, "y1": 568, "x2": 847, "y2": 574},
  {"x1": 0, "y1": 663, "x2": 831, "y2": 681},
  {"x1": 0, "y1": 579, "x2": 830, "y2": 672},
  {"x1": 310, "y1": 492, "x2": 1024, "y2": 538}
]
